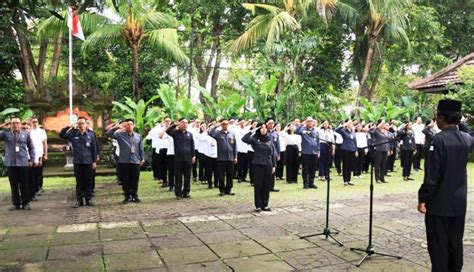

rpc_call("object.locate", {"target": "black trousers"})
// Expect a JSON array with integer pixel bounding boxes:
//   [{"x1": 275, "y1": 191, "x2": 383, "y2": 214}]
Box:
[
  {"x1": 248, "y1": 151, "x2": 255, "y2": 185},
  {"x1": 157, "y1": 148, "x2": 168, "y2": 182},
  {"x1": 204, "y1": 156, "x2": 218, "y2": 188},
  {"x1": 387, "y1": 148, "x2": 397, "y2": 172},
  {"x1": 192, "y1": 151, "x2": 198, "y2": 179},
  {"x1": 167, "y1": 155, "x2": 175, "y2": 187},
  {"x1": 425, "y1": 214, "x2": 465, "y2": 272},
  {"x1": 7, "y1": 167, "x2": 30, "y2": 207},
  {"x1": 414, "y1": 144, "x2": 423, "y2": 170},
  {"x1": 151, "y1": 148, "x2": 159, "y2": 179},
  {"x1": 334, "y1": 144, "x2": 343, "y2": 174},
  {"x1": 73, "y1": 164, "x2": 94, "y2": 201},
  {"x1": 118, "y1": 163, "x2": 140, "y2": 199},
  {"x1": 175, "y1": 161, "x2": 192, "y2": 197},
  {"x1": 236, "y1": 152, "x2": 248, "y2": 181},
  {"x1": 29, "y1": 165, "x2": 43, "y2": 199},
  {"x1": 275, "y1": 151, "x2": 285, "y2": 179},
  {"x1": 114, "y1": 154, "x2": 122, "y2": 183},
  {"x1": 341, "y1": 150, "x2": 356, "y2": 183},
  {"x1": 252, "y1": 164, "x2": 272, "y2": 209},
  {"x1": 374, "y1": 151, "x2": 388, "y2": 182},
  {"x1": 197, "y1": 151, "x2": 205, "y2": 181},
  {"x1": 319, "y1": 143, "x2": 332, "y2": 178},
  {"x1": 301, "y1": 154, "x2": 318, "y2": 186},
  {"x1": 354, "y1": 148, "x2": 366, "y2": 176},
  {"x1": 364, "y1": 150, "x2": 373, "y2": 173},
  {"x1": 285, "y1": 145, "x2": 299, "y2": 182},
  {"x1": 216, "y1": 161, "x2": 234, "y2": 193},
  {"x1": 401, "y1": 149, "x2": 414, "y2": 177}
]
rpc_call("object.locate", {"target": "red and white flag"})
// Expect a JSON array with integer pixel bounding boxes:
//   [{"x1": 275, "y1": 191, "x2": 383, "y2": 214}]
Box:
[{"x1": 67, "y1": 6, "x2": 85, "y2": 40}]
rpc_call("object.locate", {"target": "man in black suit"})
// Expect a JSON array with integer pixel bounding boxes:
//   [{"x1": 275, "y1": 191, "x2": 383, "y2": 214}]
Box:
[{"x1": 418, "y1": 99, "x2": 474, "y2": 272}]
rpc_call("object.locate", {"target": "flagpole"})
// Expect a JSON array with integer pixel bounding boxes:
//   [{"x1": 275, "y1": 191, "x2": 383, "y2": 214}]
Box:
[{"x1": 68, "y1": 15, "x2": 73, "y2": 124}]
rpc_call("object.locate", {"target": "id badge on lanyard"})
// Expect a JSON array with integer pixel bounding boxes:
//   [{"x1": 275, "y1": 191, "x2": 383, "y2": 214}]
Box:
[
  {"x1": 14, "y1": 132, "x2": 21, "y2": 153},
  {"x1": 130, "y1": 134, "x2": 136, "y2": 154}
]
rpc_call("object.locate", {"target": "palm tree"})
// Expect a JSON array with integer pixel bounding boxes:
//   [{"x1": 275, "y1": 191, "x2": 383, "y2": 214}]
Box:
[
  {"x1": 229, "y1": 0, "x2": 355, "y2": 53},
  {"x1": 82, "y1": 0, "x2": 188, "y2": 100},
  {"x1": 351, "y1": 0, "x2": 412, "y2": 100}
]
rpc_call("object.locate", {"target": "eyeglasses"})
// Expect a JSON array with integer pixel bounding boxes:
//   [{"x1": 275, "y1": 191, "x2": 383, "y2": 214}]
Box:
[{"x1": 77, "y1": 122, "x2": 86, "y2": 125}]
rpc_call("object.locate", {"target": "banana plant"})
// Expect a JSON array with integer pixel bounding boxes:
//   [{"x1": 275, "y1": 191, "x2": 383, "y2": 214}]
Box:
[
  {"x1": 1, "y1": 108, "x2": 34, "y2": 121},
  {"x1": 112, "y1": 95, "x2": 163, "y2": 136},
  {"x1": 156, "y1": 84, "x2": 197, "y2": 120},
  {"x1": 199, "y1": 87, "x2": 246, "y2": 120}
]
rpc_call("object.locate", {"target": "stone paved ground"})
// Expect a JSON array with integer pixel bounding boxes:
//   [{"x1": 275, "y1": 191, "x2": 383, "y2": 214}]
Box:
[{"x1": 1, "y1": 168, "x2": 474, "y2": 271}]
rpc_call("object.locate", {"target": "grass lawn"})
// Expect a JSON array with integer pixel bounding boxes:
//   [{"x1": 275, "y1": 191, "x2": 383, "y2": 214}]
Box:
[{"x1": 1, "y1": 162, "x2": 473, "y2": 205}]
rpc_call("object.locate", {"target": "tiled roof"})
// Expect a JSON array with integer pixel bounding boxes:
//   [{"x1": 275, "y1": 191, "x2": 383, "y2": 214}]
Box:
[{"x1": 408, "y1": 52, "x2": 474, "y2": 93}]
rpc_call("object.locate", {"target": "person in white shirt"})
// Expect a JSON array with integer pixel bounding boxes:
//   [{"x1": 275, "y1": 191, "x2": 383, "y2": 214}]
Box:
[
  {"x1": 412, "y1": 116, "x2": 425, "y2": 171},
  {"x1": 275, "y1": 123, "x2": 286, "y2": 180},
  {"x1": 160, "y1": 123, "x2": 175, "y2": 192},
  {"x1": 354, "y1": 124, "x2": 368, "y2": 178},
  {"x1": 146, "y1": 122, "x2": 162, "y2": 181},
  {"x1": 232, "y1": 119, "x2": 250, "y2": 182},
  {"x1": 280, "y1": 124, "x2": 301, "y2": 183},
  {"x1": 189, "y1": 119, "x2": 202, "y2": 181},
  {"x1": 318, "y1": 120, "x2": 335, "y2": 181},
  {"x1": 334, "y1": 127, "x2": 344, "y2": 175},
  {"x1": 247, "y1": 120, "x2": 258, "y2": 186},
  {"x1": 28, "y1": 117, "x2": 48, "y2": 200},
  {"x1": 198, "y1": 124, "x2": 218, "y2": 189}
]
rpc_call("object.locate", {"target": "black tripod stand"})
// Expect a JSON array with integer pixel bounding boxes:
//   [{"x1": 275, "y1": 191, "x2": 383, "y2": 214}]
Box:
[
  {"x1": 350, "y1": 139, "x2": 402, "y2": 267},
  {"x1": 299, "y1": 139, "x2": 343, "y2": 246}
]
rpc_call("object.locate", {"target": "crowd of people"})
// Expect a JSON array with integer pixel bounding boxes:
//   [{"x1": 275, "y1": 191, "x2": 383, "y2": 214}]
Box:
[
  {"x1": 0, "y1": 110, "x2": 458, "y2": 212},
  {"x1": 1, "y1": 99, "x2": 473, "y2": 272}
]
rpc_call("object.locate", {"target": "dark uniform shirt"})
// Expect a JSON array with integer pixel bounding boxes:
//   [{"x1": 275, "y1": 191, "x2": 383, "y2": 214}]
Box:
[
  {"x1": 399, "y1": 128, "x2": 416, "y2": 151},
  {"x1": 0, "y1": 130, "x2": 35, "y2": 167},
  {"x1": 59, "y1": 127, "x2": 97, "y2": 164},
  {"x1": 166, "y1": 125, "x2": 195, "y2": 162},
  {"x1": 242, "y1": 132, "x2": 276, "y2": 166},
  {"x1": 209, "y1": 127, "x2": 237, "y2": 161},
  {"x1": 335, "y1": 127, "x2": 357, "y2": 152},
  {"x1": 268, "y1": 130, "x2": 281, "y2": 155},
  {"x1": 106, "y1": 128, "x2": 144, "y2": 164},
  {"x1": 295, "y1": 125, "x2": 320, "y2": 155},
  {"x1": 422, "y1": 127, "x2": 434, "y2": 148},
  {"x1": 368, "y1": 128, "x2": 391, "y2": 152},
  {"x1": 418, "y1": 126, "x2": 474, "y2": 216}
]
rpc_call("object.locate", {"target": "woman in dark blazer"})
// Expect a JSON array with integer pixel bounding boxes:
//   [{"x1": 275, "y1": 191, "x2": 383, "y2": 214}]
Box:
[{"x1": 242, "y1": 122, "x2": 276, "y2": 212}]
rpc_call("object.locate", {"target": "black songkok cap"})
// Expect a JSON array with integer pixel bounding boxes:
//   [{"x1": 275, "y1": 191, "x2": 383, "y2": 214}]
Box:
[{"x1": 437, "y1": 99, "x2": 462, "y2": 113}]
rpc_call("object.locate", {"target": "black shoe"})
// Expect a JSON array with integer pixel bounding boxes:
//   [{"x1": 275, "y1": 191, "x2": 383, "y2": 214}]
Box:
[
  {"x1": 161, "y1": 183, "x2": 168, "y2": 188},
  {"x1": 381, "y1": 180, "x2": 389, "y2": 183},
  {"x1": 344, "y1": 182, "x2": 348, "y2": 186},
  {"x1": 262, "y1": 207, "x2": 272, "y2": 212},
  {"x1": 182, "y1": 195, "x2": 191, "y2": 199},
  {"x1": 385, "y1": 174, "x2": 391, "y2": 177},
  {"x1": 132, "y1": 197, "x2": 141, "y2": 203},
  {"x1": 225, "y1": 192, "x2": 235, "y2": 196},
  {"x1": 31, "y1": 197, "x2": 38, "y2": 201},
  {"x1": 122, "y1": 198, "x2": 131, "y2": 204},
  {"x1": 117, "y1": 181, "x2": 122, "y2": 186},
  {"x1": 303, "y1": 184, "x2": 309, "y2": 189},
  {"x1": 241, "y1": 179, "x2": 248, "y2": 183},
  {"x1": 270, "y1": 188, "x2": 280, "y2": 192},
  {"x1": 23, "y1": 203, "x2": 32, "y2": 210},
  {"x1": 74, "y1": 201, "x2": 83, "y2": 208},
  {"x1": 255, "y1": 208, "x2": 262, "y2": 213},
  {"x1": 176, "y1": 195, "x2": 182, "y2": 200},
  {"x1": 407, "y1": 177, "x2": 415, "y2": 181},
  {"x1": 308, "y1": 184, "x2": 317, "y2": 189},
  {"x1": 86, "y1": 200, "x2": 94, "y2": 206},
  {"x1": 347, "y1": 182, "x2": 355, "y2": 186},
  {"x1": 219, "y1": 192, "x2": 225, "y2": 197},
  {"x1": 8, "y1": 205, "x2": 19, "y2": 211},
  {"x1": 376, "y1": 180, "x2": 381, "y2": 184}
]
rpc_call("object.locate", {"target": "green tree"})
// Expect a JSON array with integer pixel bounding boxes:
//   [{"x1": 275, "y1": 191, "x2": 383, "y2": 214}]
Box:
[{"x1": 82, "y1": 0, "x2": 188, "y2": 100}]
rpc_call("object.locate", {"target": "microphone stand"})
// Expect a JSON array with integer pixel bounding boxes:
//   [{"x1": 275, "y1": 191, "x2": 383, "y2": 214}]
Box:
[
  {"x1": 299, "y1": 136, "x2": 343, "y2": 247},
  {"x1": 350, "y1": 136, "x2": 402, "y2": 267}
]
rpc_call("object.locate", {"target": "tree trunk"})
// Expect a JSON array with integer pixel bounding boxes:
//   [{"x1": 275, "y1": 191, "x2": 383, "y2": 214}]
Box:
[
  {"x1": 14, "y1": 25, "x2": 37, "y2": 93},
  {"x1": 131, "y1": 43, "x2": 140, "y2": 100},
  {"x1": 358, "y1": 34, "x2": 378, "y2": 99},
  {"x1": 210, "y1": 47, "x2": 222, "y2": 99},
  {"x1": 49, "y1": 32, "x2": 63, "y2": 81},
  {"x1": 36, "y1": 38, "x2": 49, "y2": 89}
]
